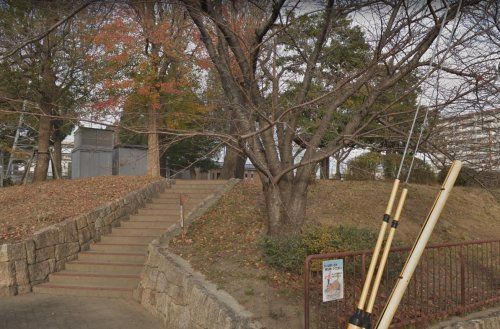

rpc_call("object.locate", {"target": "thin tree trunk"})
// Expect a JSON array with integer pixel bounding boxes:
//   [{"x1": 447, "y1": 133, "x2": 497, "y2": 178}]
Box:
[
  {"x1": 0, "y1": 151, "x2": 4, "y2": 187},
  {"x1": 221, "y1": 110, "x2": 246, "y2": 179},
  {"x1": 159, "y1": 149, "x2": 167, "y2": 177},
  {"x1": 147, "y1": 106, "x2": 160, "y2": 177},
  {"x1": 320, "y1": 157, "x2": 330, "y2": 179},
  {"x1": 335, "y1": 158, "x2": 342, "y2": 179},
  {"x1": 221, "y1": 146, "x2": 246, "y2": 179},
  {"x1": 53, "y1": 139, "x2": 62, "y2": 179},
  {"x1": 33, "y1": 115, "x2": 51, "y2": 182}
]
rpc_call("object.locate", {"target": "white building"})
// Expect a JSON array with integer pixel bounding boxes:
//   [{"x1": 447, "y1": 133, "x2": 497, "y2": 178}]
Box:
[{"x1": 433, "y1": 109, "x2": 499, "y2": 171}]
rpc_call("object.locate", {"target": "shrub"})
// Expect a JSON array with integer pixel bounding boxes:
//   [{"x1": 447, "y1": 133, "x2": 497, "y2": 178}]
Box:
[
  {"x1": 382, "y1": 153, "x2": 436, "y2": 184},
  {"x1": 346, "y1": 152, "x2": 381, "y2": 180},
  {"x1": 347, "y1": 151, "x2": 436, "y2": 184},
  {"x1": 438, "y1": 166, "x2": 500, "y2": 188},
  {"x1": 259, "y1": 225, "x2": 377, "y2": 273}
]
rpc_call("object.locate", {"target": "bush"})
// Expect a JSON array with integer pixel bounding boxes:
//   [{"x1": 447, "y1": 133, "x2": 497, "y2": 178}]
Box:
[
  {"x1": 382, "y1": 153, "x2": 436, "y2": 184},
  {"x1": 347, "y1": 151, "x2": 436, "y2": 184},
  {"x1": 438, "y1": 165, "x2": 500, "y2": 188},
  {"x1": 346, "y1": 152, "x2": 381, "y2": 180},
  {"x1": 259, "y1": 225, "x2": 377, "y2": 273}
]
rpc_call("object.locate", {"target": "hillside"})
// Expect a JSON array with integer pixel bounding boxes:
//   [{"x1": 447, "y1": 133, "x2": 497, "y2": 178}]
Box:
[
  {"x1": 307, "y1": 180, "x2": 500, "y2": 243},
  {"x1": 0, "y1": 176, "x2": 160, "y2": 243},
  {"x1": 169, "y1": 180, "x2": 500, "y2": 329}
]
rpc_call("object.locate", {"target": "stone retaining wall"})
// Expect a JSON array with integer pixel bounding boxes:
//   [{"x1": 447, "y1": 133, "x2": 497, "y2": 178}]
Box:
[
  {"x1": 136, "y1": 179, "x2": 262, "y2": 329},
  {"x1": 430, "y1": 307, "x2": 500, "y2": 329},
  {"x1": 137, "y1": 243, "x2": 262, "y2": 329},
  {"x1": 0, "y1": 179, "x2": 168, "y2": 296}
]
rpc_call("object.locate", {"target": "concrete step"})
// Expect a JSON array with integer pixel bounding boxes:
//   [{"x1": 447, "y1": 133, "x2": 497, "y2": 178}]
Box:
[
  {"x1": 155, "y1": 194, "x2": 208, "y2": 200},
  {"x1": 145, "y1": 203, "x2": 196, "y2": 210},
  {"x1": 173, "y1": 180, "x2": 227, "y2": 185},
  {"x1": 151, "y1": 198, "x2": 204, "y2": 204},
  {"x1": 65, "y1": 261, "x2": 143, "y2": 275},
  {"x1": 33, "y1": 283, "x2": 133, "y2": 298},
  {"x1": 168, "y1": 188, "x2": 217, "y2": 193},
  {"x1": 49, "y1": 271, "x2": 140, "y2": 288},
  {"x1": 121, "y1": 220, "x2": 175, "y2": 229},
  {"x1": 91, "y1": 243, "x2": 148, "y2": 253},
  {"x1": 138, "y1": 208, "x2": 180, "y2": 216},
  {"x1": 78, "y1": 251, "x2": 146, "y2": 264},
  {"x1": 170, "y1": 185, "x2": 220, "y2": 195},
  {"x1": 130, "y1": 214, "x2": 179, "y2": 222},
  {"x1": 112, "y1": 227, "x2": 166, "y2": 236},
  {"x1": 101, "y1": 235, "x2": 156, "y2": 244}
]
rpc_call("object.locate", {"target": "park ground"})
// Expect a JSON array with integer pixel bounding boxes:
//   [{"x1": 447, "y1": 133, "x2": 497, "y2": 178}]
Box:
[
  {"x1": 0, "y1": 176, "x2": 160, "y2": 243},
  {"x1": 169, "y1": 179, "x2": 500, "y2": 329}
]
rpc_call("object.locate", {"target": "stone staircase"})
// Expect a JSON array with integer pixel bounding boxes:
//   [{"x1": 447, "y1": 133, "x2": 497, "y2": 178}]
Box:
[{"x1": 33, "y1": 180, "x2": 227, "y2": 298}]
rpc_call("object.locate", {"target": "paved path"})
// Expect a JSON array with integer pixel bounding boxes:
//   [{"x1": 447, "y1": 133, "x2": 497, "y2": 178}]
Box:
[{"x1": 0, "y1": 293, "x2": 164, "y2": 329}]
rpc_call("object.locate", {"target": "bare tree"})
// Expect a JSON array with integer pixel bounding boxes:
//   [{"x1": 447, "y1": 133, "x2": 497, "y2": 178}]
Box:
[{"x1": 177, "y1": 0, "x2": 495, "y2": 235}]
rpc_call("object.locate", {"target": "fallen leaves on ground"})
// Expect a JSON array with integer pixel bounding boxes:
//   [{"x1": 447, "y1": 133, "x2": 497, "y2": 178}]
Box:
[{"x1": 0, "y1": 176, "x2": 160, "y2": 244}]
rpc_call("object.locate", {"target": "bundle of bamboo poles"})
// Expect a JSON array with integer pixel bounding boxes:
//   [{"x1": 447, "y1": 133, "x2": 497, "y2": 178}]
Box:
[{"x1": 346, "y1": 160, "x2": 462, "y2": 329}]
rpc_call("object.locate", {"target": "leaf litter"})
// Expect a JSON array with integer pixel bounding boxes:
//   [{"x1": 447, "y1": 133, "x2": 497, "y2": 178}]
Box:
[{"x1": 0, "y1": 176, "x2": 160, "y2": 244}]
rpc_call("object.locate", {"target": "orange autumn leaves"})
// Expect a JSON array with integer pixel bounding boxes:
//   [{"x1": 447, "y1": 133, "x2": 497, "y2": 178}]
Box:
[{"x1": 89, "y1": 6, "x2": 208, "y2": 129}]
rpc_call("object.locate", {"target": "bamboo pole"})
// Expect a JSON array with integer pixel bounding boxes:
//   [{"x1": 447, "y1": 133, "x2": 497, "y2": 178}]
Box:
[
  {"x1": 365, "y1": 188, "x2": 408, "y2": 319},
  {"x1": 347, "y1": 179, "x2": 400, "y2": 329},
  {"x1": 375, "y1": 161, "x2": 462, "y2": 329}
]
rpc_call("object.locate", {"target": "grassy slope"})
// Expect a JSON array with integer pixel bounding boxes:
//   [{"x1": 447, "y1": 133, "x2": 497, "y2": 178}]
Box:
[
  {"x1": 169, "y1": 180, "x2": 500, "y2": 329},
  {"x1": 307, "y1": 180, "x2": 500, "y2": 244},
  {"x1": 0, "y1": 176, "x2": 160, "y2": 243}
]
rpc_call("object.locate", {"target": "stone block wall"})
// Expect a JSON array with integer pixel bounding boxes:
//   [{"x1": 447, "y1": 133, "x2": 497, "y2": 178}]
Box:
[
  {"x1": 137, "y1": 243, "x2": 262, "y2": 329},
  {"x1": 430, "y1": 307, "x2": 500, "y2": 329},
  {"x1": 0, "y1": 179, "x2": 168, "y2": 296}
]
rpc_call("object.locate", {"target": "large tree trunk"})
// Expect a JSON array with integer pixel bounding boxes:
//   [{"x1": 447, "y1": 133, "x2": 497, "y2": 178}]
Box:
[
  {"x1": 33, "y1": 115, "x2": 52, "y2": 182},
  {"x1": 221, "y1": 146, "x2": 246, "y2": 179},
  {"x1": 147, "y1": 107, "x2": 160, "y2": 177},
  {"x1": 261, "y1": 164, "x2": 313, "y2": 236},
  {"x1": 263, "y1": 181, "x2": 309, "y2": 236}
]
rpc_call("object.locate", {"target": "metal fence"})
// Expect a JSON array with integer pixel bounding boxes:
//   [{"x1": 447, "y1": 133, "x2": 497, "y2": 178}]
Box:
[{"x1": 304, "y1": 239, "x2": 499, "y2": 328}]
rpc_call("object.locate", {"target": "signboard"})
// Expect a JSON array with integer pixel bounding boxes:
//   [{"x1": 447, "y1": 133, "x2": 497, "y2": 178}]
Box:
[{"x1": 322, "y1": 259, "x2": 344, "y2": 302}]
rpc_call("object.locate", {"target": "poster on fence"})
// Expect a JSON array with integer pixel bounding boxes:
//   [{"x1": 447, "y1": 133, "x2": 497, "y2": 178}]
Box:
[{"x1": 322, "y1": 259, "x2": 344, "y2": 302}]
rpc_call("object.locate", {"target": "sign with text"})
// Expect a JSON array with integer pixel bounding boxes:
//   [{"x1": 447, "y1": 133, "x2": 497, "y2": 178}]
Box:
[{"x1": 322, "y1": 259, "x2": 344, "y2": 302}]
